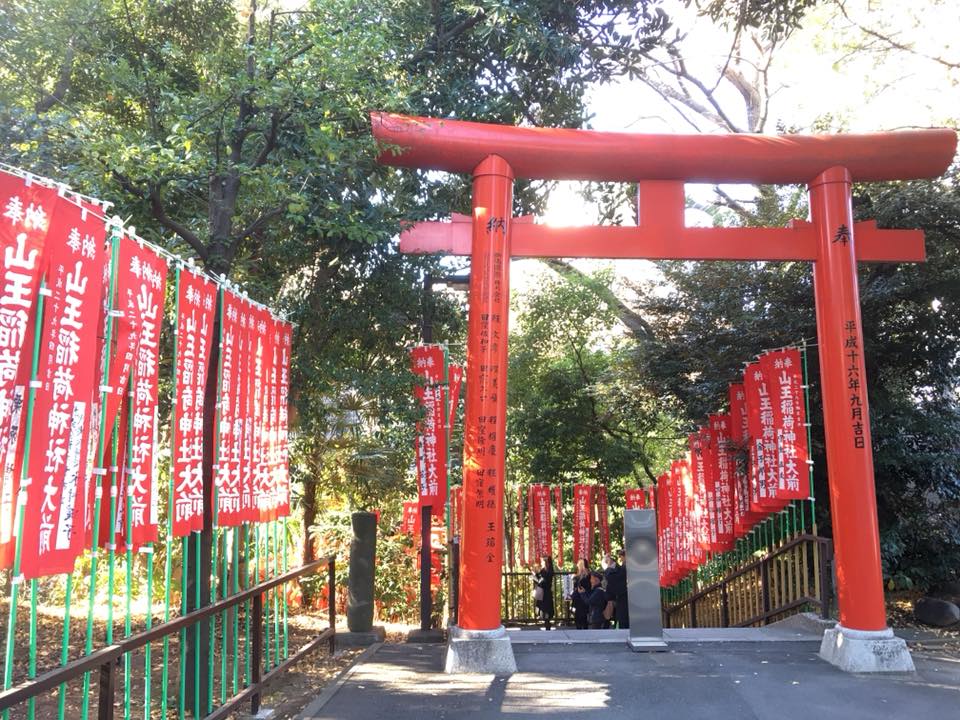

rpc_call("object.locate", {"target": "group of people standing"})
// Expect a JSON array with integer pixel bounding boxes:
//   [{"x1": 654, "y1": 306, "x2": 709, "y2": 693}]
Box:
[{"x1": 531, "y1": 551, "x2": 629, "y2": 631}]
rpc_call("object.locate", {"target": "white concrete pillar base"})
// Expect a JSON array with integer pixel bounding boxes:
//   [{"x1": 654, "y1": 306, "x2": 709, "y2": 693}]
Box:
[
  {"x1": 819, "y1": 623, "x2": 915, "y2": 673},
  {"x1": 444, "y1": 625, "x2": 517, "y2": 674}
]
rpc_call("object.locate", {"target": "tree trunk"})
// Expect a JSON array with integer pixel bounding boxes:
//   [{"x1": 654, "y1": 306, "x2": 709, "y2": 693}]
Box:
[{"x1": 300, "y1": 478, "x2": 318, "y2": 605}]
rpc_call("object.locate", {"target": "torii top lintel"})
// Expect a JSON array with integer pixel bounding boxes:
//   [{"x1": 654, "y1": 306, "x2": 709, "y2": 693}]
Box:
[{"x1": 372, "y1": 112, "x2": 956, "y2": 184}]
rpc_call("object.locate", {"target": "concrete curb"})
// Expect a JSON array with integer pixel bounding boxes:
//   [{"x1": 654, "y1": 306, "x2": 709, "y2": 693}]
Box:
[{"x1": 296, "y1": 642, "x2": 383, "y2": 719}]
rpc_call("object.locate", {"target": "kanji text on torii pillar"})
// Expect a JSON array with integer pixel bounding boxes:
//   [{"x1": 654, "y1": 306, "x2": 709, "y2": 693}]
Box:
[{"x1": 371, "y1": 111, "x2": 956, "y2": 673}]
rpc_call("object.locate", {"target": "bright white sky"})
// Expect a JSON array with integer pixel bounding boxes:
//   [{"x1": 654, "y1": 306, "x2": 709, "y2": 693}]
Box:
[{"x1": 507, "y1": 0, "x2": 959, "y2": 305}]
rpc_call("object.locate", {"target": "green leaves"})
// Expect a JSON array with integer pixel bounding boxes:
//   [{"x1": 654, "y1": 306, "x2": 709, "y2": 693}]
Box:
[{"x1": 507, "y1": 268, "x2": 683, "y2": 492}]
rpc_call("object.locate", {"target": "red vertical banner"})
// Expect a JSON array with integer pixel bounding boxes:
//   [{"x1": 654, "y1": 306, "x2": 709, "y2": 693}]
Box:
[
  {"x1": 625, "y1": 488, "x2": 645, "y2": 509},
  {"x1": 530, "y1": 484, "x2": 552, "y2": 560},
  {"x1": 674, "y1": 459, "x2": 694, "y2": 574},
  {"x1": 257, "y1": 311, "x2": 274, "y2": 522},
  {"x1": 728, "y1": 382, "x2": 755, "y2": 534},
  {"x1": 0, "y1": 174, "x2": 54, "y2": 568},
  {"x1": 700, "y1": 426, "x2": 720, "y2": 551},
  {"x1": 237, "y1": 301, "x2": 255, "y2": 523},
  {"x1": 572, "y1": 484, "x2": 592, "y2": 566},
  {"x1": 666, "y1": 471, "x2": 678, "y2": 585},
  {"x1": 655, "y1": 477, "x2": 667, "y2": 585},
  {"x1": 401, "y1": 501, "x2": 419, "y2": 536},
  {"x1": 21, "y1": 198, "x2": 107, "y2": 579},
  {"x1": 275, "y1": 321, "x2": 292, "y2": 517},
  {"x1": 526, "y1": 485, "x2": 535, "y2": 564},
  {"x1": 647, "y1": 486, "x2": 656, "y2": 510},
  {"x1": 101, "y1": 236, "x2": 167, "y2": 550},
  {"x1": 761, "y1": 348, "x2": 810, "y2": 500},
  {"x1": 596, "y1": 486, "x2": 610, "y2": 555},
  {"x1": 689, "y1": 432, "x2": 709, "y2": 553},
  {"x1": 743, "y1": 361, "x2": 779, "y2": 512},
  {"x1": 216, "y1": 291, "x2": 243, "y2": 526},
  {"x1": 400, "y1": 501, "x2": 420, "y2": 538},
  {"x1": 411, "y1": 344, "x2": 447, "y2": 519},
  {"x1": 251, "y1": 306, "x2": 273, "y2": 523},
  {"x1": 447, "y1": 363, "x2": 463, "y2": 440},
  {"x1": 553, "y1": 485, "x2": 563, "y2": 567},
  {"x1": 126, "y1": 241, "x2": 167, "y2": 548},
  {"x1": 516, "y1": 486, "x2": 526, "y2": 567},
  {"x1": 709, "y1": 414, "x2": 735, "y2": 551},
  {"x1": 171, "y1": 267, "x2": 216, "y2": 537}
]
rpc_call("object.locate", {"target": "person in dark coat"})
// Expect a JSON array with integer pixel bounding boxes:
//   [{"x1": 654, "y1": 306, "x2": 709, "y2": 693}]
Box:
[
  {"x1": 615, "y1": 548, "x2": 629, "y2": 629},
  {"x1": 603, "y1": 552, "x2": 628, "y2": 629},
  {"x1": 533, "y1": 555, "x2": 555, "y2": 630},
  {"x1": 570, "y1": 558, "x2": 591, "y2": 629},
  {"x1": 585, "y1": 571, "x2": 608, "y2": 629}
]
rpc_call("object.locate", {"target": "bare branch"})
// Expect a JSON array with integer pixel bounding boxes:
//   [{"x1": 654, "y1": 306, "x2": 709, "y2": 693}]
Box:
[
  {"x1": 238, "y1": 206, "x2": 283, "y2": 240},
  {"x1": 148, "y1": 183, "x2": 208, "y2": 260},
  {"x1": 406, "y1": 8, "x2": 487, "y2": 68},
  {"x1": 111, "y1": 168, "x2": 207, "y2": 258},
  {"x1": 265, "y1": 42, "x2": 315, "y2": 81},
  {"x1": 722, "y1": 66, "x2": 762, "y2": 132},
  {"x1": 251, "y1": 111, "x2": 287, "y2": 168},
  {"x1": 838, "y1": 1, "x2": 959, "y2": 70},
  {"x1": 713, "y1": 187, "x2": 758, "y2": 224},
  {"x1": 672, "y1": 54, "x2": 744, "y2": 132},
  {"x1": 542, "y1": 258, "x2": 655, "y2": 341}
]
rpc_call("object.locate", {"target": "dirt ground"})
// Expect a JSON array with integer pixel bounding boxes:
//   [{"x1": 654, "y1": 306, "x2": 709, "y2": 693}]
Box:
[{"x1": 886, "y1": 591, "x2": 960, "y2": 657}]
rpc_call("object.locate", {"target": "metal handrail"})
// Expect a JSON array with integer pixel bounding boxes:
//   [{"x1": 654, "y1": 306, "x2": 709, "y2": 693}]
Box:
[{"x1": 0, "y1": 555, "x2": 336, "y2": 719}]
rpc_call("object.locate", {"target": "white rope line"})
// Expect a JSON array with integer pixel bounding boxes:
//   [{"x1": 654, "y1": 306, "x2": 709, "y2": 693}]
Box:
[{"x1": 0, "y1": 163, "x2": 289, "y2": 321}]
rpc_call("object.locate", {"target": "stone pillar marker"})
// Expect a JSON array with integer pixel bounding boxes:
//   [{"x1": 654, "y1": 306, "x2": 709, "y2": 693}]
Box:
[{"x1": 339, "y1": 510, "x2": 385, "y2": 648}]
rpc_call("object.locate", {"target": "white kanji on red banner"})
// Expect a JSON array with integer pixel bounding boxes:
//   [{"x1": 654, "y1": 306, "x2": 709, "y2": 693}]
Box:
[
  {"x1": 0, "y1": 172, "x2": 53, "y2": 569},
  {"x1": 172, "y1": 267, "x2": 216, "y2": 537},
  {"x1": 21, "y1": 196, "x2": 107, "y2": 579}
]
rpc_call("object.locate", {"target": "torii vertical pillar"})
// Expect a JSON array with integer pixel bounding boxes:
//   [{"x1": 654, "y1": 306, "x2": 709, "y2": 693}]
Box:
[
  {"x1": 445, "y1": 155, "x2": 517, "y2": 674},
  {"x1": 810, "y1": 167, "x2": 913, "y2": 672}
]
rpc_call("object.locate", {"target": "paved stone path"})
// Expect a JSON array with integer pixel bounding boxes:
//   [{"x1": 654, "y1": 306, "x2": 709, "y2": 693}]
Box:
[{"x1": 299, "y1": 639, "x2": 960, "y2": 719}]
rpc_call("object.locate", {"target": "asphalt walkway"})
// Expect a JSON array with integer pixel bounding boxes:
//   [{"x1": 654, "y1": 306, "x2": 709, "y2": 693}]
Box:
[{"x1": 299, "y1": 638, "x2": 960, "y2": 719}]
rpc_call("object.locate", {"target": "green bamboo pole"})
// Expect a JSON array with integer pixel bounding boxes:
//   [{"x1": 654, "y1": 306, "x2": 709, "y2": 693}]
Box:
[
  {"x1": 210, "y1": 295, "x2": 225, "y2": 713},
  {"x1": 193, "y1": 531, "x2": 200, "y2": 719},
  {"x1": 56, "y1": 573, "x2": 72, "y2": 719},
  {"x1": 106, "y1": 423, "x2": 120, "y2": 647},
  {"x1": 161, "y1": 266, "x2": 181, "y2": 720},
  {"x1": 243, "y1": 523, "x2": 250, "y2": 687},
  {"x1": 282, "y1": 518, "x2": 288, "y2": 660},
  {"x1": 27, "y1": 578, "x2": 37, "y2": 720},
  {"x1": 179, "y1": 536, "x2": 187, "y2": 720},
  {"x1": 80, "y1": 226, "x2": 122, "y2": 720},
  {"x1": 123, "y1": 380, "x2": 135, "y2": 720},
  {"x1": 2, "y1": 280, "x2": 44, "y2": 720},
  {"x1": 272, "y1": 520, "x2": 279, "y2": 667},
  {"x1": 143, "y1": 546, "x2": 154, "y2": 720},
  {"x1": 259, "y1": 522, "x2": 268, "y2": 672},
  {"x1": 208, "y1": 529, "x2": 218, "y2": 713},
  {"x1": 220, "y1": 529, "x2": 228, "y2": 704},
  {"x1": 231, "y1": 526, "x2": 239, "y2": 694}
]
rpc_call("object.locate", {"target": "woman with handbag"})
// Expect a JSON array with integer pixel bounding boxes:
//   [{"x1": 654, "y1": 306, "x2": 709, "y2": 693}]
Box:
[
  {"x1": 532, "y1": 555, "x2": 555, "y2": 630},
  {"x1": 570, "y1": 558, "x2": 591, "y2": 629}
]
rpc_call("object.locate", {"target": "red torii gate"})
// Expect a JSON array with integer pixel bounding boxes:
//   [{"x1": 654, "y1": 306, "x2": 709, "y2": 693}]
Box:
[{"x1": 372, "y1": 112, "x2": 957, "y2": 672}]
